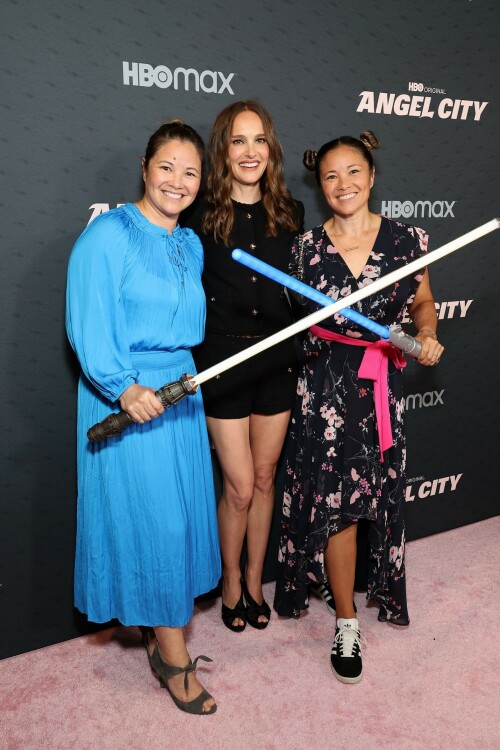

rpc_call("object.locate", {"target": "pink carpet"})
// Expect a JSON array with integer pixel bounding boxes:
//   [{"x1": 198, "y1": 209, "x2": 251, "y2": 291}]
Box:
[{"x1": 1, "y1": 518, "x2": 499, "y2": 750}]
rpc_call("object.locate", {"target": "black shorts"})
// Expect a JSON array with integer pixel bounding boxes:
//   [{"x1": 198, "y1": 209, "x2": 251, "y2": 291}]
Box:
[{"x1": 194, "y1": 332, "x2": 298, "y2": 419}]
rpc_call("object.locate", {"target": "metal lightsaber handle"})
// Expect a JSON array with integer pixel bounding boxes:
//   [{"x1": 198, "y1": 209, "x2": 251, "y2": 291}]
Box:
[
  {"x1": 232, "y1": 249, "x2": 422, "y2": 357},
  {"x1": 87, "y1": 373, "x2": 196, "y2": 443},
  {"x1": 388, "y1": 325, "x2": 421, "y2": 356}
]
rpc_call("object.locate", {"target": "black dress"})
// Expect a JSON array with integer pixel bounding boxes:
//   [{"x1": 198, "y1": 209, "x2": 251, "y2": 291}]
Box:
[
  {"x1": 274, "y1": 217, "x2": 429, "y2": 625},
  {"x1": 184, "y1": 198, "x2": 304, "y2": 418}
]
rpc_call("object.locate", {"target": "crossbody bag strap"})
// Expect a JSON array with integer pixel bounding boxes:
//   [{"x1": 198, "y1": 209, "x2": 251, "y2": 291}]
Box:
[{"x1": 296, "y1": 233, "x2": 304, "y2": 281}]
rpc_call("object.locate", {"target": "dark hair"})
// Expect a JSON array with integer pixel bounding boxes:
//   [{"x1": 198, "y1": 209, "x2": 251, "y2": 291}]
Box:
[
  {"x1": 143, "y1": 119, "x2": 205, "y2": 170},
  {"x1": 303, "y1": 131, "x2": 379, "y2": 184},
  {"x1": 202, "y1": 100, "x2": 300, "y2": 246}
]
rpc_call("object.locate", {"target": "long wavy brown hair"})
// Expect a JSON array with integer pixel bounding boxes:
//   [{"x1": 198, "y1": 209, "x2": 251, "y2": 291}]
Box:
[{"x1": 202, "y1": 100, "x2": 300, "y2": 245}]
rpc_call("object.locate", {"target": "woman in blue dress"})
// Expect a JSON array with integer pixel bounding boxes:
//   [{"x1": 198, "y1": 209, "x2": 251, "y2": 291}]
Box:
[{"x1": 66, "y1": 121, "x2": 221, "y2": 715}]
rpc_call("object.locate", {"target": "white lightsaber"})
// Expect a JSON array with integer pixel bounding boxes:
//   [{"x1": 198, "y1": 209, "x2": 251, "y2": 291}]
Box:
[
  {"x1": 87, "y1": 219, "x2": 499, "y2": 442},
  {"x1": 193, "y1": 218, "x2": 499, "y2": 385}
]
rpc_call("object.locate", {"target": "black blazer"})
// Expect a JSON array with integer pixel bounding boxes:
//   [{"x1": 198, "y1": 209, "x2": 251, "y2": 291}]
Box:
[{"x1": 183, "y1": 198, "x2": 304, "y2": 336}]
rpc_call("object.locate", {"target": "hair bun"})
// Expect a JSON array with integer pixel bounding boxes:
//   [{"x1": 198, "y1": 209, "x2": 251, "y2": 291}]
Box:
[
  {"x1": 359, "y1": 131, "x2": 379, "y2": 151},
  {"x1": 167, "y1": 118, "x2": 185, "y2": 126},
  {"x1": 303, "y1": 150, "x2": 318, "y2": 170}
]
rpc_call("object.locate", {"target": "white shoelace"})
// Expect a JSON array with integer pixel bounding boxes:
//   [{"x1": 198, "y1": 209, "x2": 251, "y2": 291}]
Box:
[{"x1": 333, "y1": 625, "x2": 367, "y2": 658}]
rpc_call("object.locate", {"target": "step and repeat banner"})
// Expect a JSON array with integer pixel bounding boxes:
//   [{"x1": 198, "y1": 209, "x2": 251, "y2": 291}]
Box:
[{"x1": 1, "y1": 0, "x2": 498, "y2": 657}]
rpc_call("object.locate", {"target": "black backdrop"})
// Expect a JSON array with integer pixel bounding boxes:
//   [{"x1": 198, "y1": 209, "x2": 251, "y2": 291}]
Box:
[{"x1": 1, "y1": 0, "x2": 499, "y2": 659}]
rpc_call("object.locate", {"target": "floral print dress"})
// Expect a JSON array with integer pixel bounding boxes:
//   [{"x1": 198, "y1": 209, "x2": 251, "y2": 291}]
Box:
[{"x1": 273, "y1": 217, "x2": 428, "y2": 624}]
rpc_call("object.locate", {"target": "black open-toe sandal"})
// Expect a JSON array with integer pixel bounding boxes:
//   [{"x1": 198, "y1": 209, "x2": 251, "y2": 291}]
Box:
[
  {"x1": 150, "y1": 643, "x2": 217, "y2": 715},
  {"x1": 242, "y1": 579, "x2": 271, "y2": 630},
  {"x1": 221, "y1": 592, "x2": 247, "y2": 632}
]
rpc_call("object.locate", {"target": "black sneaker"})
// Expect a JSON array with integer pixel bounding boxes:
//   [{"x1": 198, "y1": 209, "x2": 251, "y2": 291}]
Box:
[
  {"x1": 330, "y1": 618, "x2": 363, "y2": 683},
  {"x1": 310, "y1": 580, "x2": 336, "y2": 616},
  {"x1": 310, "y1": 580, "x2": 358, "y2": 617}
]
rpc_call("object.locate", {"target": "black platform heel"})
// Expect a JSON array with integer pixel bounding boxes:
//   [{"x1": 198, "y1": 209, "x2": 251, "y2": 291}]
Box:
[
  {"x1": 221, "y1": 588, "x2": 247, "y2": 632},
  {"x1": 242, "y1": 578, "x2": 271, "y2": 630}
]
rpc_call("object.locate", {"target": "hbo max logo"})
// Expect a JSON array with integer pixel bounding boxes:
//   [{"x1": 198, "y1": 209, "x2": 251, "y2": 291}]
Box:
[
  {"x1": 123, "y1": 61, "x2": 235, "y2": 95},
  {"x1": 380, "y1": 200, "x2": 456, "y2": 219},
  {"x1": 405, "y1": 390, "x2": 444, "y2": 411}
]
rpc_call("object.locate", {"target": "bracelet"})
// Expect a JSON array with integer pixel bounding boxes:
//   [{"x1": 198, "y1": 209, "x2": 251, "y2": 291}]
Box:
[{"x1": 418, "y1": 327, "x2": 437, "y2": 339}]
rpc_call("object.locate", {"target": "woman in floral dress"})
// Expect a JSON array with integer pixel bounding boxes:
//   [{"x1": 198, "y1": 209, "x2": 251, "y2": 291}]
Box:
[{"x1": 273, "y1": 131, "x2": 444, "y2": 683}]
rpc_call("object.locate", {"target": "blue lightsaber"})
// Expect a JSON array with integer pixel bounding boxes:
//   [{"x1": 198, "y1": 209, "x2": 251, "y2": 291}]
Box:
[{"x1": 232, "y1": 249, "x2": 422, "y2": 357}]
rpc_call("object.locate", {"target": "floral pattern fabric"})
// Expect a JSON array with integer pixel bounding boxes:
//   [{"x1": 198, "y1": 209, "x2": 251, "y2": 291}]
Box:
[{"x1": 273, "y1": 217, "x2": 428, "y2": 624}]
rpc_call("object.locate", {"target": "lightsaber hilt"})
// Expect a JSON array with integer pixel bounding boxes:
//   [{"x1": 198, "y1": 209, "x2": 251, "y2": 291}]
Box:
[
  {"x1": 156, "y1": 374, "x2": 197, "y2": 408},
  {"x1": 388, "y1": 325, "x2": 422, "y2": 356},
  {"x1": 232, "y1": 249, "x2": 422, "y2": 357},
  {"x1": 87, "y1": 373, "x2": 196, "y2": 443}
]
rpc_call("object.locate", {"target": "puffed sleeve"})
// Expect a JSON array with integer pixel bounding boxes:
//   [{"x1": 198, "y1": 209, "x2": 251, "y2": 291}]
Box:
[{"x1": 65, "y1": 211, "x2": 139, "y2": 403}]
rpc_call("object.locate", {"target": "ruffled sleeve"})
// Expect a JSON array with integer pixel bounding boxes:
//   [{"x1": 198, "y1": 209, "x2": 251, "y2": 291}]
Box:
[{"x1": 66, "y1": 211, "x2": 139, "y2": 403}]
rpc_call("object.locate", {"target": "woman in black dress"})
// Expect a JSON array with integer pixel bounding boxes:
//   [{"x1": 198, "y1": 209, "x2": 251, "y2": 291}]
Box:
[
  {"x1": 274, "y1": 132, "x2": 444, "y2": 683},
  {"x1": 185, "y1": 101, "x2": 303, "y2": 632}
]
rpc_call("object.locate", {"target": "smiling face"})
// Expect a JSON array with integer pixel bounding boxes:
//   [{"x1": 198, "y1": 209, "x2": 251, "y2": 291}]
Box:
[
  {"x1": 227, "y1": 110, "x2": 270, "y2": 197},
  {"x1": 140, "y1": 139, "x2": 201, "y2": 230},
  {"x1": 319, "y1": 145, "x2": 374, "y2": 217}
]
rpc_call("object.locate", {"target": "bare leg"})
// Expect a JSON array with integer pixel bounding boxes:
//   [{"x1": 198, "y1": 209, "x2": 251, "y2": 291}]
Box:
[
  {"x1": 245, "y1": 411, "x2": 291, "y2": 622},
  {"x1": 324, "y1": 524, "x2": 358, "y2": 619},
  {"x1": 142, "y1": 626, "x2": 215, "y2": 713},
  {"x1": 207, "y1": 416, "x2": 254, "y2": 628}
]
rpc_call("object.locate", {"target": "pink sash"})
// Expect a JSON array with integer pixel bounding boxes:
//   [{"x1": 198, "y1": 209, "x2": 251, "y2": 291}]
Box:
[{"x1": 309, "y1": 326, "x2": 407, "y2": 463}]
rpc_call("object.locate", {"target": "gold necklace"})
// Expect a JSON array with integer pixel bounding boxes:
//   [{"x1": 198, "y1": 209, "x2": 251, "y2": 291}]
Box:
[
  {"x1": 332, "y1": 239, "x2": 359, "y2": 252},
  {"x1": 327, "y1": 219, "x2": 370, "y2": 252}
]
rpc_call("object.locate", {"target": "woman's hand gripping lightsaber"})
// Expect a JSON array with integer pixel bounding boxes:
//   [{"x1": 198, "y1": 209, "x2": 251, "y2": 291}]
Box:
[
  {"x1": 232, "y1": 249, "x2": 422, "y2": 357},
  {"x1": 87, "y1": 219, "x2": 499, "y2": 442}
]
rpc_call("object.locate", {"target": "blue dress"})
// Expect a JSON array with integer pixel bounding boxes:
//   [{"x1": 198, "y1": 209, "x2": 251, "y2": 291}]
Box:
[{"x1": 66, "y1": 203, "x2": 221, "y2": 627}]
